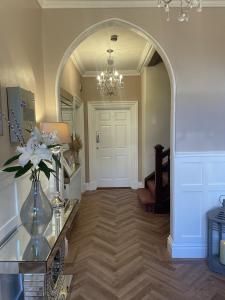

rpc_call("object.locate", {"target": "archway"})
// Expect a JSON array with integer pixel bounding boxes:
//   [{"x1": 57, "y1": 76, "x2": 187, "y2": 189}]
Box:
[{"x1": 55, "y1": 17, "x2": 176, "y2": 248}]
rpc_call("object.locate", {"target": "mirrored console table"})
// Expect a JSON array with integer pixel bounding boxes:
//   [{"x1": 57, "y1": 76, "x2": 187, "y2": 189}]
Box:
[{"x1": 0, "y1": 199, "x2": 79, "y2": 299}]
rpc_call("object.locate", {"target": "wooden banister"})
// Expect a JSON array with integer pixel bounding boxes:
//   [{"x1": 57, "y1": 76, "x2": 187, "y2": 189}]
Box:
[
  {"x1": 154, "y1": 144, "x2": 170, "y2": 212},
  {"x1": 141, "y1": 144, "x2": 170, "y2": 213},
  {"x1": 155, "y1": 144, "x2": 164, "y2": 198}
]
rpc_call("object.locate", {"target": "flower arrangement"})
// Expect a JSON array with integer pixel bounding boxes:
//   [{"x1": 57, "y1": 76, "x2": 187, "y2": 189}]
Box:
[
  {"x1": 71, "y1": 133, "x2": 82, "y2": 153},
  {"x1": 2, "y1": 126, "x2": 60, "y2": 181},
  {"x1": 70, "y1": 133, "x2": 83, "y2": 164},
  {"x1": 1, "y1": 111, "x2": 61, "y2": 236}
]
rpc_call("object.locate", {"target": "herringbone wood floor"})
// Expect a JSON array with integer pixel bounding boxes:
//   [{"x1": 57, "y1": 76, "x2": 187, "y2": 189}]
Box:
[{"x1": 65, "y1": 189, "x2": 225, "y2": 300}]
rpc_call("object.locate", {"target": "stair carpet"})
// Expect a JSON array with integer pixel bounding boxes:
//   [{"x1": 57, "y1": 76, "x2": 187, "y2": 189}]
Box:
[{"x1": 137, "y1": 172, "x2": 168, "y2": 211}]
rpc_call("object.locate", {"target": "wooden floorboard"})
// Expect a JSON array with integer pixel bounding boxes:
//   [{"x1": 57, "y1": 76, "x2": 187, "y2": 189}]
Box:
[{"x1": 65, "y1": 189, "x2": 225, "y2": 300}]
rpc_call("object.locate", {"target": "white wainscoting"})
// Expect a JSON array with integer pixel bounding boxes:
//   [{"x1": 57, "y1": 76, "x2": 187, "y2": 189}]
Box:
[
  {"x1": 0, "y1": 172, "x2": 49, "y2": 243},
  {"x1": 169, "y1": 152, "x2": 225, "y2": 258},
  {"x1": 0, "y1": 172, "x2": 29, "y2": 242}
]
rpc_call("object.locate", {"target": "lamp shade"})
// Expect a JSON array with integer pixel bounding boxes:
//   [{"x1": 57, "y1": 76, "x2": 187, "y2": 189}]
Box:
[{"x1": 40, "y1": 122, "x2": 71, "y2": 144}]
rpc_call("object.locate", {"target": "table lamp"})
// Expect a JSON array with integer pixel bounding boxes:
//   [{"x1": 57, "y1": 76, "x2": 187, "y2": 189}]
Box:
[{"x1": 40, "y1": 122, "x2": 71, "y2": 208}]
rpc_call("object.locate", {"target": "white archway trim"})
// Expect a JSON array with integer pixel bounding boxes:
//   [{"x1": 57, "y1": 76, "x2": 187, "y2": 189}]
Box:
[
  {"x1": 87, "y1": 101, "x2": 139, "y2": 190},
  {"x1": 55, "y1": 18, "x2": 176, "y2": 255}
]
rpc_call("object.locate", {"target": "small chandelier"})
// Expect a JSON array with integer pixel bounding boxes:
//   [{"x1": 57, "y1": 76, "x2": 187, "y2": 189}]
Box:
[
  {"x1": 97, "y1": 49, "x2": 124, "y2": 96},
  {"x1": 157, "y1": 0, "x2": 202, "y2": 22}
]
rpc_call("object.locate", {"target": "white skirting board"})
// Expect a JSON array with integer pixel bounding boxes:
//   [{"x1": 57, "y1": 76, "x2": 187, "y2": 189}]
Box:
[
  {"x1": 84, "y1": 181, "x2": 144, "y2": 191},
  {"x1": 167, "y1": 235, "x2": 207, "y2": 258},
  {"x1": 84, "y1": 181, "x2": 97, "y2": 191}
]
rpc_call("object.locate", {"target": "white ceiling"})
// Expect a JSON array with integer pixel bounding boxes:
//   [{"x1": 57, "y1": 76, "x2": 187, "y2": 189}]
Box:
[
  {"x1": 71, "y1": 25, "x2": 152, "y2": 76},
  {"x1": 37, "y1": 0, "x2": 225, "y2": 8}
]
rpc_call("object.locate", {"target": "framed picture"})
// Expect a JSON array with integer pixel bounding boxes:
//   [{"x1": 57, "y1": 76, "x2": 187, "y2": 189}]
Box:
[
  {"x1": 0, "y1": 83, "x2": 3, "y2": 136},
  {"x1": 7, "y1": 87, "x2": 35, "y2": 143}
]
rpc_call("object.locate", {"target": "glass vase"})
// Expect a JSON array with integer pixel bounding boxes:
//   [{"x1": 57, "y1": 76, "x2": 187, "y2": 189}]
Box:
[{"x1": 20, "y1": 180, "x2": 53, "y2": 237}]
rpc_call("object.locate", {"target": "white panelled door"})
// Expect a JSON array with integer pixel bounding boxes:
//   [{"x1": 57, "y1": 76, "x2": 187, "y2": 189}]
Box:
[{"x1": 95, "y1": 109, "x2": 131, "y2": 187}]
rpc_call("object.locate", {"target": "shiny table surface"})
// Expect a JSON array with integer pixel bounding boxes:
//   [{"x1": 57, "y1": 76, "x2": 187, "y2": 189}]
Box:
[{"x1": 0, "y1": 199, "x2": 79, "y2": 274}]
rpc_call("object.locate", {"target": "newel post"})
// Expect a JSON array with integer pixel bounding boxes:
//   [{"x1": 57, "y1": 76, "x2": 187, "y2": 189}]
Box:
[{"x1": 155, "y1": 144, "x2": 164, "y2": 198}]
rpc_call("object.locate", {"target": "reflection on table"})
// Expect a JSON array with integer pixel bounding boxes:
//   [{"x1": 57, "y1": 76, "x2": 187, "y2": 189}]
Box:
[{"x1": 0, "y1": 199, "x2": 79, "y2": 274}]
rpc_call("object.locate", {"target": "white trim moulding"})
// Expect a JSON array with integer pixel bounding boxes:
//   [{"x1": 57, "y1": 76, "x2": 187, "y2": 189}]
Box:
[
  {"x1": 82, "y1": 70, "x2": 141, "y2": 77},
  {"x1": 37, "y1": 0, "x2": 225, "y2": 9}
]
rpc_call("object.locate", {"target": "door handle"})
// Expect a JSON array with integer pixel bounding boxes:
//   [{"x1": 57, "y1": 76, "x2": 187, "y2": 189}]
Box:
[{"x1": 96, "y1": 132, "x2": 100, "y2": 143}]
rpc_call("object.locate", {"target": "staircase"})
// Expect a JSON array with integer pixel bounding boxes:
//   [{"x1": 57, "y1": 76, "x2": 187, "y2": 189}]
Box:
[{"x1": 137, "y1": 144, "x2": 170, "y2": 214}]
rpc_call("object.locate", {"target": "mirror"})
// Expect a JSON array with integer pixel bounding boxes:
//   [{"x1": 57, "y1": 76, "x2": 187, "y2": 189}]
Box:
[{"x1": 60, "y1": 88, "x2": 74, "y2": 136}]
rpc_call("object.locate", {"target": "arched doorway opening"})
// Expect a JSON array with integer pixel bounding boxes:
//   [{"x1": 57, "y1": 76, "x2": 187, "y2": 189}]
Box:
[{"x1": 55, "y1": 18, "x2": 176, "y2": 250}]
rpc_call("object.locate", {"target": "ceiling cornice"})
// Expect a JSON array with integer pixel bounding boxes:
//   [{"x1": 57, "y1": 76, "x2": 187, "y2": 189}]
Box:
[
  {"x1": 82, "y1": 70, "x2": 141, "y2": 77},
  {"x1": 70, "y1": 44, "x2": 152, "y2": 77},
  {"x1": 70, "y1": 53, "x2": 141, "y2": 76},
  {"x1": 137, "y1": 44, "x2": 154, "y2": 73},
  {"x1": 37, "y1": 0, "x2": 225, "y2": 9}
]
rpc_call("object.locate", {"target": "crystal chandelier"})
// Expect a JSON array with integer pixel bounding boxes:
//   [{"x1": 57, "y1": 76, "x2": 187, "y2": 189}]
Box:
[
  {"x1": 157, "y1": 0, "x2": 202, "y2": 22},
  {"x1": 97, "y1": 49, "x2": 124, "y2": 96}
]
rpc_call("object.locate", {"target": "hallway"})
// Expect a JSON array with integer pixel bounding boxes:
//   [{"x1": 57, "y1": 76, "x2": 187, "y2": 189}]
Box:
[{"x1": 65, "y1": 189, "x2": 225, "y2": 300}]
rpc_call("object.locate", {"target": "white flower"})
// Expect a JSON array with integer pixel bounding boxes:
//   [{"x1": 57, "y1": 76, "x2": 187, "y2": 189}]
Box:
[
  {"x1": 17, "y1": 137, "x2": 52, "y2": 167},
  {"x1": 31, "y1": 127, "x2": 42, "y2": 142},
  {"x1": 35, "y1": 144, "x2": 52, "y2": 161},
  {"x1": 17, "y1": 146, "x2": 32, "y2": 166}
]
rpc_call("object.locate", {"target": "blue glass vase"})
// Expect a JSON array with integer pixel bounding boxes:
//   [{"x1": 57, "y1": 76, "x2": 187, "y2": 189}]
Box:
[{"x1": 20, "y1": 180, "x2": 53, "y2": 237}]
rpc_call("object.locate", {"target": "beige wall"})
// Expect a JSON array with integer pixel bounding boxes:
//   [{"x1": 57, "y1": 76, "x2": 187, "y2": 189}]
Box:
[
  {"x1": 60, "y1": 57, "x2": 81, "y2": 99},
  {"x1": 81, "y1": 75, "x2": 142, "y2": 181},
  {"x1": 59, "y1": 57, "x2": 86, "y2": 186},
  {"x1": 142, "y1": 63, "x2": 171, "y2": 179},
  {"x1": 81, "y1": 76, "x2": 141, "y2": 102},
  {"x1": 0, "y1": 0, "x2": 44, "y2": 165},
  {"x1": 42, "y1": 8, "x2": 225, "y2": 153},
  {"x1": 1, "y1": 6, "x2": 223, "y2": 172}
]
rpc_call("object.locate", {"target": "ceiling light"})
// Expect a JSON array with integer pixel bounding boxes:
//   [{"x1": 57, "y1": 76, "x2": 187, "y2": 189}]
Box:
[
  {"x1": 111, "y1": 34, "x2": 118, "y2": 42},
  {"x1": 157, "y1": 0, "x2": 202, "y2": 22},
  {"x1": 97, "y1": 49, "x2": 124, "y2": 97}
]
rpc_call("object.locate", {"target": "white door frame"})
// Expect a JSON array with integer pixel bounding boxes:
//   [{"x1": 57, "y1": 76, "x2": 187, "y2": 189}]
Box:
[
  {"x1": 74, "y1": 95, "x2": 86, "y2": 193},
  {"x1": 88, "y1": 100, "x2": 138, "y2": 190}
]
